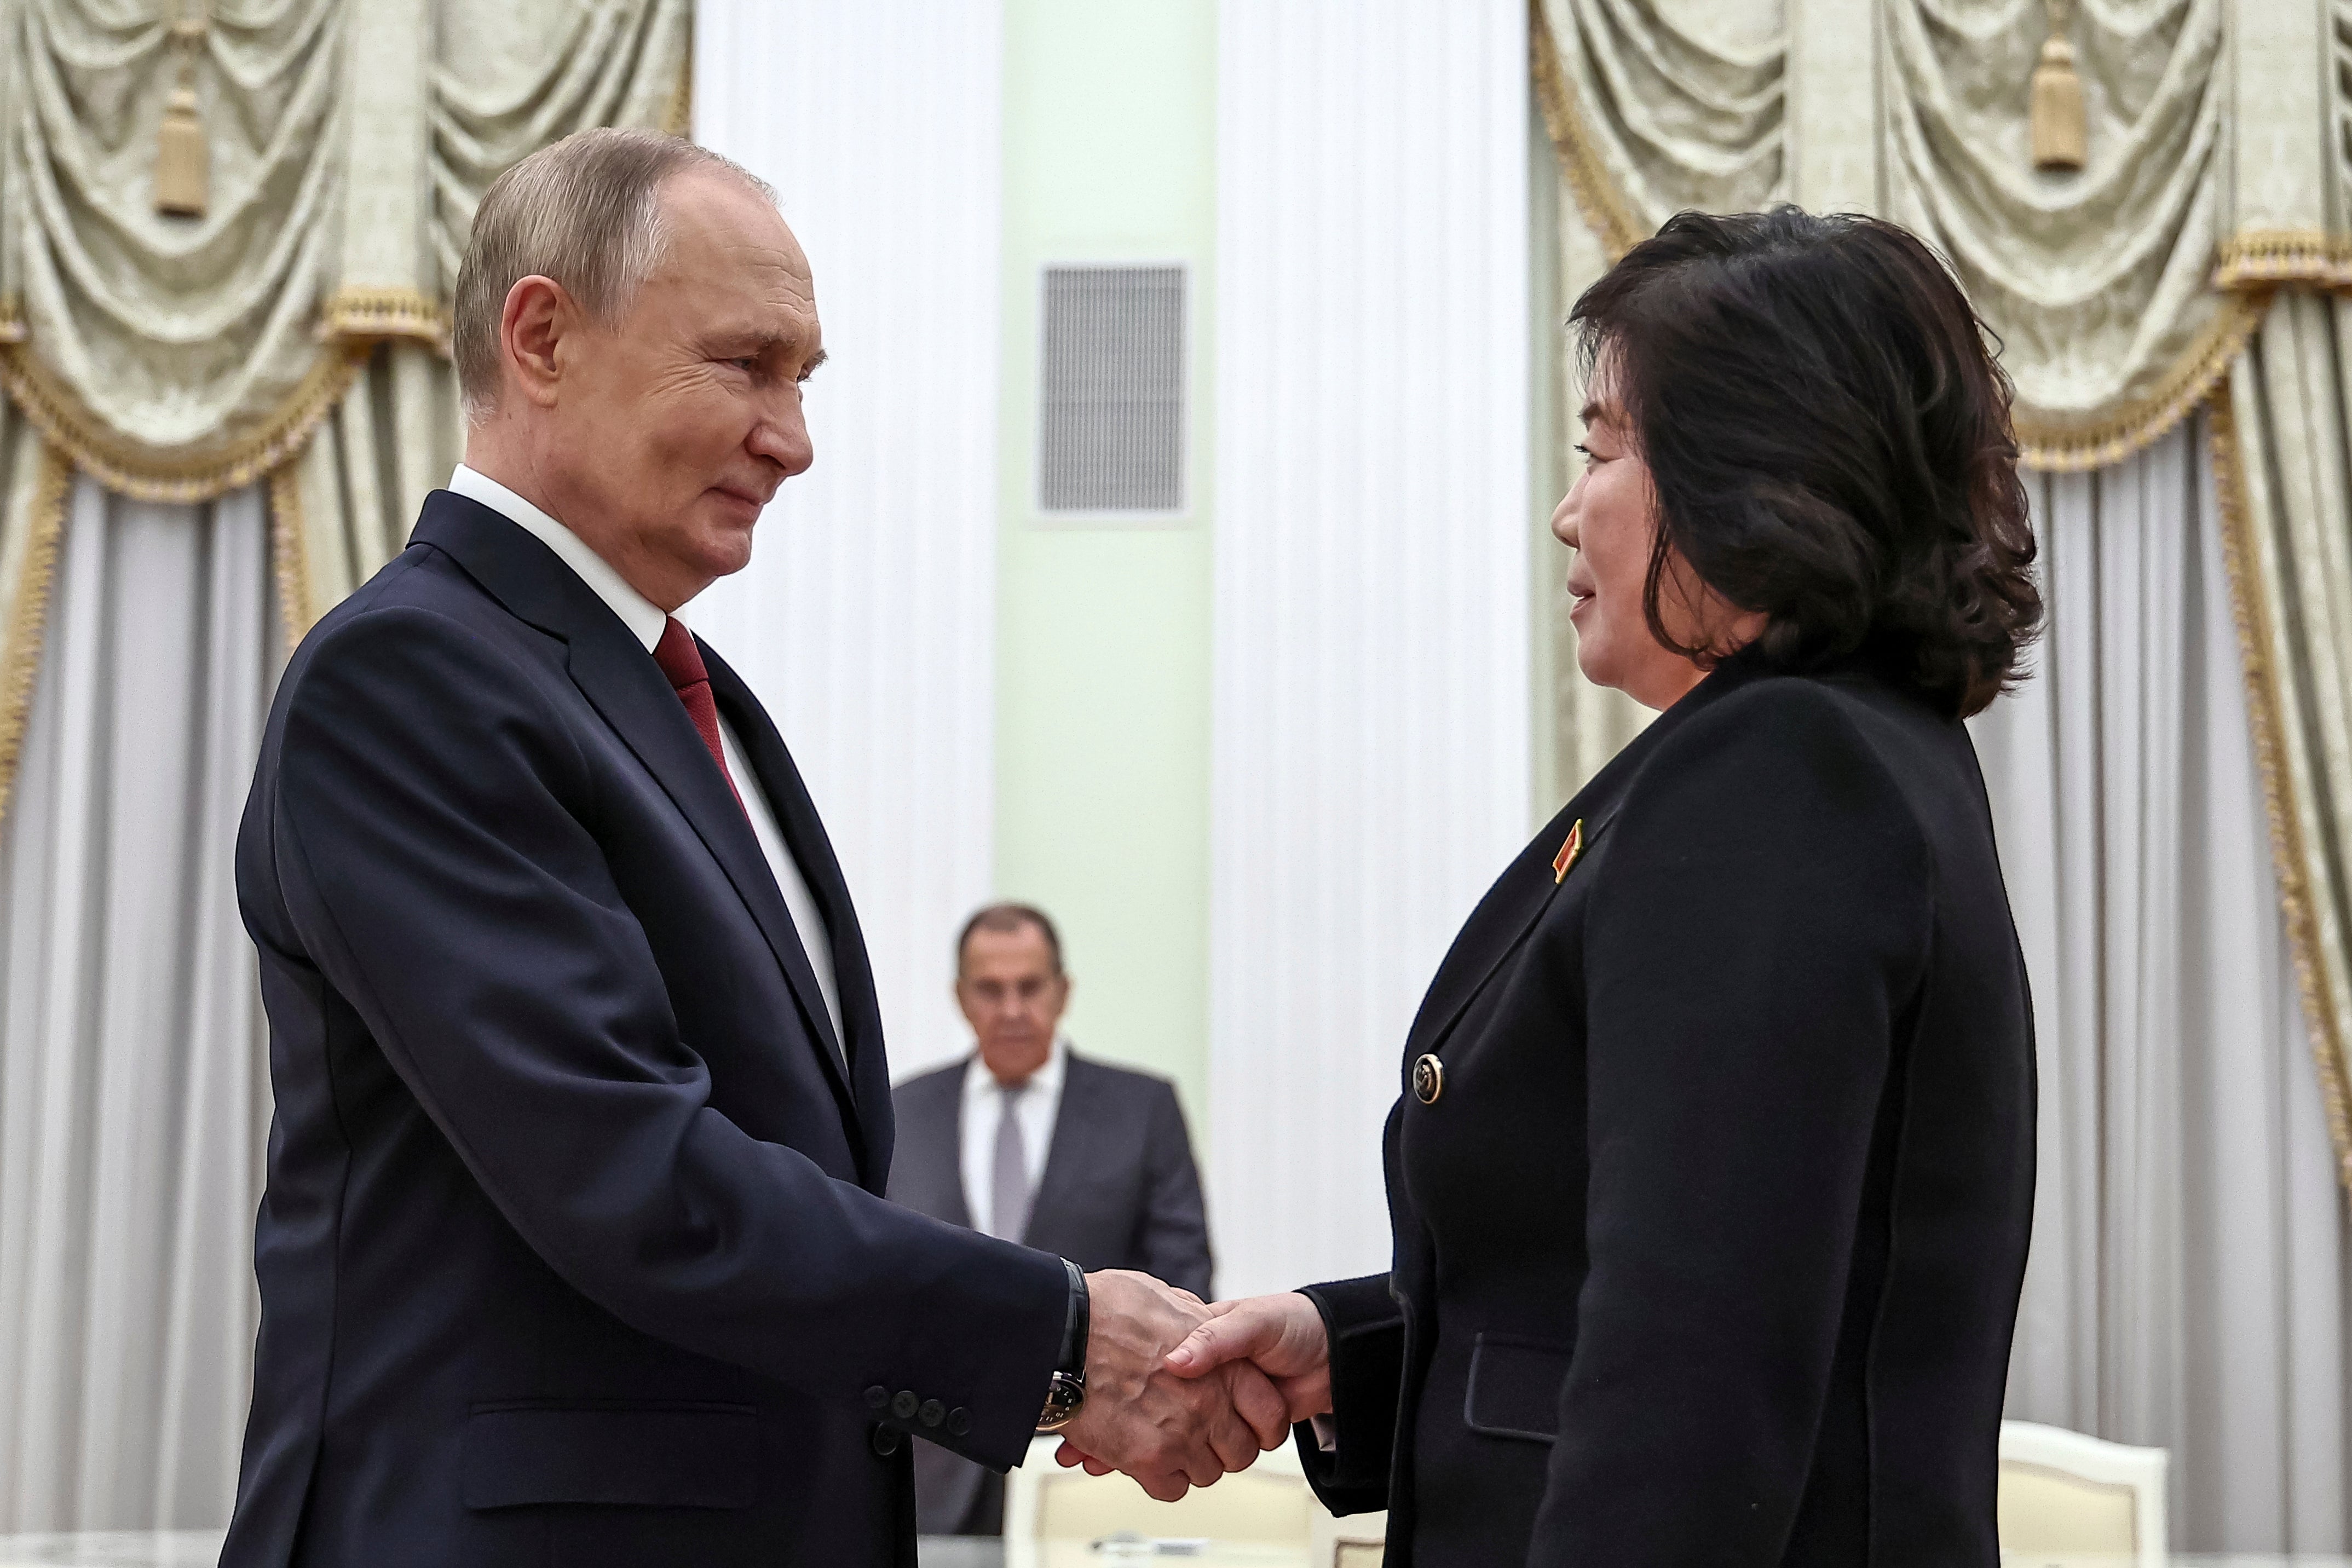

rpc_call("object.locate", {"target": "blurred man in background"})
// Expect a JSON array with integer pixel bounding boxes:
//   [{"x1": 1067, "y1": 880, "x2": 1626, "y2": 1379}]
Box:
[{"x1": 891, "y1": 904, "x2": 1213, "y2": 1535}]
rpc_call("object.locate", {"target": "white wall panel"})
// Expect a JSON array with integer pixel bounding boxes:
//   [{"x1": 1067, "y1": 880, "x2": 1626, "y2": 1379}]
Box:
[
  {"x1": 689, "y1": 3, "x2": 1002, "y2": 1079},
  {"x1": 1210, "y1": 3, "x2": 1533, "y2": 1296}
]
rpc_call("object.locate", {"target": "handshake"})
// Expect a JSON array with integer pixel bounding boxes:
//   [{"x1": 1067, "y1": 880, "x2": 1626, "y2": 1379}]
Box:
[{"x1": 1053, "y1": 1271, "x2": 1338, "y2": 1502}]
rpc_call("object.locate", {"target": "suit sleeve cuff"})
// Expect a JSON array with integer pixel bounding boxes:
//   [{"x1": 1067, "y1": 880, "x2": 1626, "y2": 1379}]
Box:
[{"x1": 1292, "y1": 1276, "x2": 1402, "y2": 1512}]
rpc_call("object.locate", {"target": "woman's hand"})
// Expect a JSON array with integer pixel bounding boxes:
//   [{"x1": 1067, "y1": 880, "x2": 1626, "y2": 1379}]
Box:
[{"x1": 1162, "y1": 1292, "x2": 1333, "y2": 1424}]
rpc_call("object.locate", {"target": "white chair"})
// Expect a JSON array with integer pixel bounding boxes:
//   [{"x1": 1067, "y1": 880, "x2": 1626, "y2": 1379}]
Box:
[
  {"x1": 1004, "y1": 1435, "x2": 1316, "y2": 1564},
  {"x1": 1308, "y1": 1507, "x2": 1388, "y2": 1567},
  {"x1": 1996, "y1": 1420, "x2": 2168, "y2": 1568}
]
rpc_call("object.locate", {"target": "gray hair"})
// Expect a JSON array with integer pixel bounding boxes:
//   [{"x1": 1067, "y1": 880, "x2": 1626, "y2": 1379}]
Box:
[{"x1": 451, "y1": 128, "x2": 776, "y2": 423}]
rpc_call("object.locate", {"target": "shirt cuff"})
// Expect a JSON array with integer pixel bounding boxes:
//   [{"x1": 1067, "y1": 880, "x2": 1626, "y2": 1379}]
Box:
[{"x1": 1310, "y1": 1414, "x2": 1339, "y2": 1453}]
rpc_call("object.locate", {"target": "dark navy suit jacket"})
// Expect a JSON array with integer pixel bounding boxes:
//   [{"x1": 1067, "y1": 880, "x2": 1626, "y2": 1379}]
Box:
[{"x1": 220, "y1": 492, "x2": 1069, "y2": 1568}]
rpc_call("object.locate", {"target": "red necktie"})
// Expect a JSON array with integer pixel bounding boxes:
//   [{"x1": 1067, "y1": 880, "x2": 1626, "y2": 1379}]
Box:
[{"x1": 653, "y1": 617, "x2": 744, "y2": 811}]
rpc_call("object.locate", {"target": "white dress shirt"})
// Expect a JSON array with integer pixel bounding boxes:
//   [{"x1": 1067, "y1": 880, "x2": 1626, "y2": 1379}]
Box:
[
  {"x1": 446, "y1": 464, "x2": 845, "y2": 1047},
  {"x1": 958, "y1": 1034, "x2": 1069, "y2": 1237}
]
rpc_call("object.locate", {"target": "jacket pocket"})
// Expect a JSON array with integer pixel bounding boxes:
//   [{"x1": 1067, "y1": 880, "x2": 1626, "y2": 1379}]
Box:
[
  {"x1": 1462, "y1": 1334, "x2": 1570, "y2": 1445},
  {"x1": 462, "y1": 1400, "x2": 759, "y2": 1510}
]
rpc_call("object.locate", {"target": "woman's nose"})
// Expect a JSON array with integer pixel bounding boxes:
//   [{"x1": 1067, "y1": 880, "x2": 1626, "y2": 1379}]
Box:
[{"x1": 1552, "y1": 488, "x2": 1580, "y2": 547}]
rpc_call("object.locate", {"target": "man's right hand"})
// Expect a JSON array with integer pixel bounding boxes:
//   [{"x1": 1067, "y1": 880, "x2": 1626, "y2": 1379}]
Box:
[{"x1": 1056, "y1": 1270, "x2": 1290, "y2": 1500}]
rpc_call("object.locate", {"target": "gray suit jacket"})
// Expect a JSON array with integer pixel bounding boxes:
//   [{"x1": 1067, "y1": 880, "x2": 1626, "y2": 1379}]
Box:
[{"x1": 888, "y1": 1051, "x2": 1213, "y2": 1531}]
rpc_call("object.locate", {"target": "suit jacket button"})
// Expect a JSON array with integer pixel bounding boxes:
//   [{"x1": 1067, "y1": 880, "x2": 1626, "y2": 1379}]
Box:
[
  {"x1": 864, "y1": 1385, "x2": 890, "y2": 1411},
  {"x1": 919, "y1": 1399, "x2": 946, "y2": 1428},
  {"x1": 871, "y1": 1422, "x2": 902, "y2": 1457},
  {"x1": 946, "y1": 1407, "x2": 972, "y2": 1437},
  {"x1": 891, "y1": 1390, "x2": 920, "y2": 1421}
]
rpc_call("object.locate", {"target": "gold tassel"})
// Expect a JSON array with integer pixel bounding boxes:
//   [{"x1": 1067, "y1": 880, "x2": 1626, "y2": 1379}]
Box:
[
  {"x1": 2030, "y1": 2, "x2": 2085, "y2": 172},
  {"x1": 153, "y1": 15, "x2": 210, "y2": 218}
]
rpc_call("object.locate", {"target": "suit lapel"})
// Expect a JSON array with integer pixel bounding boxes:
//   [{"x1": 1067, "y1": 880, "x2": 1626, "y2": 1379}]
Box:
[
  {"x1": 407, "y1": 495, "x2": 863, "y2": 1139},
  {"x1": 1402, "y1": 803, "x2": 1617, "y2": 1060},
  {"x1": 1400, "y1": 656, "x2": 1771, "y2": 1060},
  {"x1": 702, "y1": 649, "x2": 897, "y2": 1181},
  {"x1": 1024, "y1": 1054, "x2": 1099, "y2": 1246}
]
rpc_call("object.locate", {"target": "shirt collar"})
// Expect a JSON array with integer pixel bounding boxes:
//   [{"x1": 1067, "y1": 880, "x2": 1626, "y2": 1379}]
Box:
[
  {"x1": 964, "y1": 1034, "x2": 1069, "y2": 1099},
  {"x1": 448, "y1": 464, "x2": 668, "y2": 653}
]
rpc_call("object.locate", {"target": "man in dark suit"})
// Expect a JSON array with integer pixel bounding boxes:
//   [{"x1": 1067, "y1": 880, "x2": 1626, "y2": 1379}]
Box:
[
  {"x1": 890, "y1": 904, "x2": 1213, "y2": 1533},
  {"x1": 218, "y1": 128, "x2": 1278, "y2": 1568}
]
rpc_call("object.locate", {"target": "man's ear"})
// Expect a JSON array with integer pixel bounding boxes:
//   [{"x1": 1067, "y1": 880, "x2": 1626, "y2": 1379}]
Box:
[{"x1": 500, "y1": 275, "x2": 576, "y2": 411}]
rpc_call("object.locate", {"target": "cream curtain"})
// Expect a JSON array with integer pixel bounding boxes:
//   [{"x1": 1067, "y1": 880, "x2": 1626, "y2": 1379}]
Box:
[
  {"x1": 1878, "y1": 0, "x2": 2256, "y2": 466},
  {"x1": 1531, "y1": 0, "x2": 2309, "y2": 469},
  {"x1": 1974, "y1": 421, "x2": 2351, "y2": 1552},
  {"x1": 1530, "y1": 0, "x2": 1783, "y2": 257},
  {"x1": 0, "y1": 477, "x2": 271, "y2": 1532},
  {"x1": 2221, "y1": 295, "x2": 2352, "y2": 1192},
  {"x1": 0, "y1": 0, "x2": 352, "y2": 498}
]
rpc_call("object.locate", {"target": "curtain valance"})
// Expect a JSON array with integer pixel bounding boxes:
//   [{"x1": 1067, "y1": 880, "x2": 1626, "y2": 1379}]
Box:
[
  {"x1": 1532, "y1": 0, "x2": 2344, "y2": 471},
  {"x1": 0, "y1": 0, "x2": 690, "y2": 505},
  {"x1": 0, "y1": 0, "x2": 690, "y2": 831}
]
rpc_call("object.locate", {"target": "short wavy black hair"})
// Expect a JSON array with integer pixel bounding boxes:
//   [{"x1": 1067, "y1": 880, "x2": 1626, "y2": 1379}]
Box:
[{"x1": 1569, "y1": 206, "x2": 2040, "y2": 718}]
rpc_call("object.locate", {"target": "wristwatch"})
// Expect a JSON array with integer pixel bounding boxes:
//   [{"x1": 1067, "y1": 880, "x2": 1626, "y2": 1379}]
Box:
[
  {"x1": 1037, "y1": 1259, "x2": 1089, "y2": 1432},
  {"x1": 1037, "y1": 1368, "x2": 1086, "y2": 1432}
]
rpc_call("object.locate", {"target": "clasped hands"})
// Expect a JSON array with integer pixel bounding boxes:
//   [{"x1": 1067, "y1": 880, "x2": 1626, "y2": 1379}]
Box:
[{"x1": 1056, "y1": 1272, "x2": 1335, "y2": 1502}]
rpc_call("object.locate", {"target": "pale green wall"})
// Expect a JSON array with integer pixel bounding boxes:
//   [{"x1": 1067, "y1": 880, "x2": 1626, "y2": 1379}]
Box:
[{"x1": 993, "y1": 0, "x2": 1217, "y2": 1129}]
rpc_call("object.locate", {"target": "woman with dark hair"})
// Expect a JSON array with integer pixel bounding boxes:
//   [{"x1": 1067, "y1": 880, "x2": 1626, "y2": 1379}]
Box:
[{"x1": 1161, "y1": 207, "x2": 2043, "y2": 1565}]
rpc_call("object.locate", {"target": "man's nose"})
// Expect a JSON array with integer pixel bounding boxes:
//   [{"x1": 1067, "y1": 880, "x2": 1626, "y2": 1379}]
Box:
[{"x1": 751, "y1": 392, "x2": 815, "y2": 479}]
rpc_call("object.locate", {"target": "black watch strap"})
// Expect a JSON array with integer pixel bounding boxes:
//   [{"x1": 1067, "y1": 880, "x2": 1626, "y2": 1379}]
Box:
[{"x1": 1056, "y1": 1258, "x2": 1088, "y2": 1377}]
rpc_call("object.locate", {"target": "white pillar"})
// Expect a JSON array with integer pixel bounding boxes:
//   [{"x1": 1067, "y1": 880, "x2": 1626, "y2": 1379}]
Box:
[
  {"x1": 1209, "y1": 0, "x2": 1534, "y2": 1296},
  {"x1": 688, "y1": 2, "x2": 1004, "y2": 1077}
]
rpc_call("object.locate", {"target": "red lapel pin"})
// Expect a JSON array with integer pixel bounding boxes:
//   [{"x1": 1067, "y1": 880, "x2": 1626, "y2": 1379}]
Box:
[{"x1": 1552, "y1": 818, "x2": 1585, "y2": 884}]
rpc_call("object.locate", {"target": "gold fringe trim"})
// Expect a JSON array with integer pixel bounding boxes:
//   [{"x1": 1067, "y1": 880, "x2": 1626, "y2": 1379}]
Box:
[
  {"x1": 2209, "y1": 381, "x2": 2352, "y2": 1194},
  {"x1": 0, "y1": 443, "x2": 73, "y2": 830},
  {"x1": 0, "y1": 340, "x2": 367, "y2": 505},
  {"x1": 2012, "y1": 291, "x2": 2270, "y2": 471},
  {"x1": 1529, "y1": 0, "x2": 1642, "y2": 263},
  {"x1": 320, "y1": 286, "x2": 448, "y2": 354},
  {"x1": 2215, "y1": 229, "x2": 2352, "y2": 292},
  {"x1": 0, "y1": 295, "x2": 21, "y2": 345},
  {"x1": 267, "y1": 451, "x2": 319, "y2": 654}
]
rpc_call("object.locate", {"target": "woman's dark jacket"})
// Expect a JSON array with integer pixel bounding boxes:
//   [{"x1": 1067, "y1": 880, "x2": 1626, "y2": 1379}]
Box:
[{"x1": 1297, "y1": 653, "x2": 2036, "y2": 1567}]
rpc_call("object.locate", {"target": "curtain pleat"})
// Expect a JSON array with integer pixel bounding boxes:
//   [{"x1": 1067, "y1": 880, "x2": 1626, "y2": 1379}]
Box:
[
  {"x1": 2223, "y1": 293, "x2": 2352, "y2": 1197},
  {"x1": 0, "y1": 478, "x2": 270, "y2": 1531},
  {"x1": 1972, "y1": 419, "x2": 2352, "y2": 1552}
]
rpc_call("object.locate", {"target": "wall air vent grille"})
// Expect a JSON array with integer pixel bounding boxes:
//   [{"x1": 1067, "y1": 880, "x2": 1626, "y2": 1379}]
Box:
[{"x1": 1037, "y1": 264, "x2": 1187, "y2": 514}]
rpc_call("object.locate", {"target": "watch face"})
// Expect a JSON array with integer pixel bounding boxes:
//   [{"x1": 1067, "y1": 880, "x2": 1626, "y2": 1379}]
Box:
[{"x1": 1037, "y1": 1373, "x2": 1085, "y2": 1433}]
